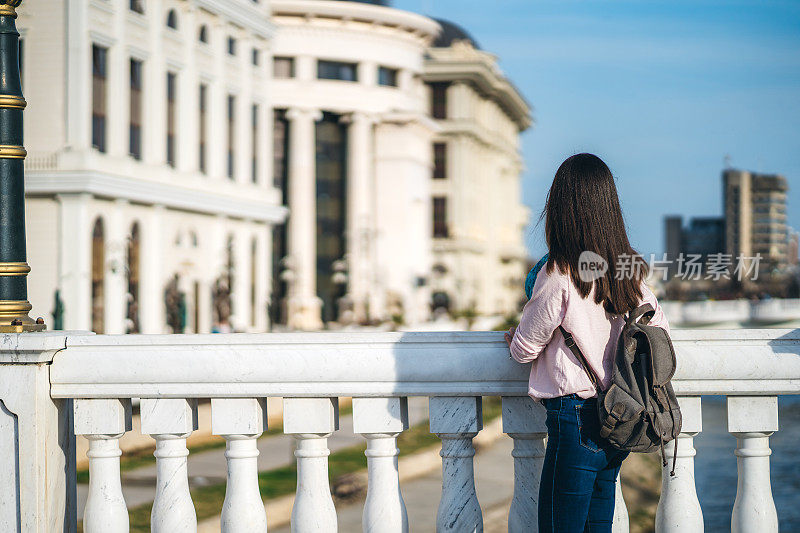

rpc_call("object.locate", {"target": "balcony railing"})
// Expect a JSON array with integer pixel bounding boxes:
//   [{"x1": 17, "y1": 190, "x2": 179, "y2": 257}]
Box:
[{"x1": 1, "y1": 328, "x2": 798, "y2": 532}]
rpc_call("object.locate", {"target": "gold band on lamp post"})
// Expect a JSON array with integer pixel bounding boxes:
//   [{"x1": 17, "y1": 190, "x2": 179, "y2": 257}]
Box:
[
  {"x1": 0, "y1": 0, "x2": 44, "y2": 333},
  {"x1": 0, "y1": 94, "x2": 25, "y2": 109}
]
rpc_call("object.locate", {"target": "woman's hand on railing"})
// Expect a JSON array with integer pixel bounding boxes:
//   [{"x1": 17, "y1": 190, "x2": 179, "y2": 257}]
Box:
[{"x1": 504, "y1": 327, "x2": 516, "y2": 347}]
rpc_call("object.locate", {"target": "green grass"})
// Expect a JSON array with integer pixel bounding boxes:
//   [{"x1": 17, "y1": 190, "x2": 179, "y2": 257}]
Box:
[{"x1": 89, "y1": 397, "x2": 500, "y2": 532}]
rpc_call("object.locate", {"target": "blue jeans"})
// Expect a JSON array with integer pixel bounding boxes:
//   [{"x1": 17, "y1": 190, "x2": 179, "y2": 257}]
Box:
[{"x1": 539, "y1": 394, "x2": 629, "y2": 533}]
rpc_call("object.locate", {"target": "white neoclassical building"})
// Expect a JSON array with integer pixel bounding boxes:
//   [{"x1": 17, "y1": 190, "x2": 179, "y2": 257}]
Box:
[
  {"x1": 20, "y1": 0, "x2": 285, "y2": 334},
  {"x1": 269, "y1": 0, "x2": 440, "y2": 329},
  {"x1": 18, "y1": 0, "x2": 531, "y2": 333},
  {"x1": 425, "y1": 22, "x2": 532, "y2": 317}
]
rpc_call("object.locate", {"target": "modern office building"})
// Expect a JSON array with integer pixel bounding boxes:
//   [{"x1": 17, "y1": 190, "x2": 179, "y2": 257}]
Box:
[
  {"x1": 20, "y1": 0, "x2": 285, "y2": 334},
  {"x1": 663, "y1": 215, "x2": 725, "y2": 276},
  {"x1": 723, "y1": 169, "x2": 789, "y2": 269},
  {"x1": 424, "y1": 21, "x2": 531, "y2": 316}
]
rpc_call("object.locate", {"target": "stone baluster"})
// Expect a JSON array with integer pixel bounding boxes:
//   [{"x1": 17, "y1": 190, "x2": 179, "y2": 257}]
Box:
[
  {"x1": 283, "y1": 397, "x2": 339, "y2": 532},
  {"x1": 728, "y1": 396, "x2": 779, "y2": 533},
  {"x1": 613, "y1": 477, "x2": 629, "y2": 533},
  {"x1": 655, "y1": 396, "x2": 703, "y2": 532},
  {"x1": 429, "y1": 396, "x2": 483, "y2": 533},
  {"x1": 501, "y1": 396, "x2": 546, "y2": 532},
  {"x1": 73, "y1": 398, "x2": 132, "y2": 533},
  {"x1": 353, "y1": 397, "x2": 410, "y2": 533},
  {"x1": 140, "y1": 398, "x2": 199, "y2": 533},
  {"x1": 211, "y1": 398, "x2": 268, "y2": 533}
]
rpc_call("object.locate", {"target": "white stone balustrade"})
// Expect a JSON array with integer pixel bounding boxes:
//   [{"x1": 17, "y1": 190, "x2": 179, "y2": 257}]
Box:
[
  {"x1": 140, "y1": 398, "x2": 199, "y2": 533},
  {"x1": 74, "y1": 398, "x2": 132, "y2": 533},
  {"x1": 728, "y1": 396, "x2": 779, "y2": 533},
  {"x1": 284, "y1": 397, "x2": 339, "y2": 532},
  {"x1": 501, "y1": 396, "x2": 546, "y2": 532},
  {"x1": 430, "y1": 396, "x2": 483, "y2": 532},
  {"x1": 352, "y1": 397, "x2": 410, "y2": 533},
  {"x1": 655, "y1": 396, "x2": 703, "y2": 532},
  {"x1": 211, "y1": 398, "x2": 269, "y2": 533},
  {"x1": 0, "y1": 329, "x2": 798, "y2": 532}
]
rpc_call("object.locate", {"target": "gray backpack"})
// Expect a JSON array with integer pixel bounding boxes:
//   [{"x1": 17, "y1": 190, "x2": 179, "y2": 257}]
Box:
[{"x1": 559, "y1": 303, "x2": 682, "y2": 475}]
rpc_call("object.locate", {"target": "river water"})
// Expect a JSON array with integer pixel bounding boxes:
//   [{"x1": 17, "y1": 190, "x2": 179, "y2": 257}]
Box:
[{"x1": 693, "y1": 395, "x2": 800, "y2": 532}]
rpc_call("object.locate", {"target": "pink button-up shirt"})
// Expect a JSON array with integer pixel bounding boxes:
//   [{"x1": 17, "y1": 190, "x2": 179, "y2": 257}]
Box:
[{"x1": 509, "y1": 264, "x2": 670, "y2": 400}]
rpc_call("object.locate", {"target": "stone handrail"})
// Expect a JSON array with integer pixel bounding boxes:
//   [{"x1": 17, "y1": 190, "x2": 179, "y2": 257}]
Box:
[{"x1": 48, "y1": 329, "x2": 800, "y2": 398}]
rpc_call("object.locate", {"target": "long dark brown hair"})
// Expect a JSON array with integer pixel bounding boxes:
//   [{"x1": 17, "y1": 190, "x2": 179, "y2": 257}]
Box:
[{"x1": 542, "y1": 153, "x2": 647, "y2": 315}]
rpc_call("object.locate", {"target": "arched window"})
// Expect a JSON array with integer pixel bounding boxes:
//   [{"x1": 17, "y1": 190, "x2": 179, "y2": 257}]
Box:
[
  {"x1": 198, "y1": 24, "x2": 208, "y2": 44},
  {"x1": 126, "y1": 223, "x2": 141, "y2": 333},
  {"x1": 166, "y1": 9, "x2": 178, "y2": 29},
  {"x1": 91, "y1": 218, "x2": 105, "y2": 333}
]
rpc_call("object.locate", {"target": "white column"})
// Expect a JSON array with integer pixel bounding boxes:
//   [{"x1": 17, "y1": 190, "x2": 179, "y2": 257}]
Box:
[
  {"x1": 283, "y1": 397, "x2": 339, "y2": 532},
  {"x1": 180, "y1": 6, "x2": 198, "y2": 173},
  {"x1": 140, "y1": 398, "x2": 199, "y2": 533},
  {"x1": 209, "y1": 22, "x2": 226, "y2": 180},
  {"x1": 74, "y1": 399, "x2": 132, "y2": 533},
  {"x1": 211, "y1": 398, "x2": 268, "y2": 532},
  {"x1": 0, "y1": 335, "x2": 78, "y2": 532},
  {"x1": 57, "y1": 193, "x2": 92, "y2": 330},
  {"x1": 104, "y1": 200, "x2": 128, "y2": 334},
  {"x1": 107, "y1": 2, "x2": 126, "y2": 158},
  {"x1": 256, "y1": 227, "x2": 269, "y2": 331},
  {"x1": 285, "y1": 107, "x2": 322, "y2": 330},
  {"x1": 231, "y1": 227, "x2": 250, "y2": 331},
  {"x1": 144, "y1": 0, "x2": 165, "y2": 166},
  {"x1": 141, "y1": 204, "x2": 165, "y2": 333},
  {"x1": 344, "y1": 112, "x2": 374, "y2": 323},
  {"x1": 728, "y1": 396, "x2": 778, "y2": 533},
  {"x1": 429, "y1": 396, "x2": 483, "y2": 533},
  {"x1": 656, "y1": 396, "x2": 703, "y2": 532},
  {"x1": 66, "y1": 0, "x2": 90, "y2": 151},
  {"x1": 501, "y1": 397, "x2": 546, "y2": 532},
  {"x1": 613, "y1": 479, "x2": 629, "y2": 533},
  {"x1": 353, "y1": 397, "x2": 409, "y2": 533}
]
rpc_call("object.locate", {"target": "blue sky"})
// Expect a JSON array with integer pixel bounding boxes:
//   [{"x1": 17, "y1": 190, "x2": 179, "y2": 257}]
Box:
[{"x1": 394, "y1": 0, "x2": 800, "y2": 258}]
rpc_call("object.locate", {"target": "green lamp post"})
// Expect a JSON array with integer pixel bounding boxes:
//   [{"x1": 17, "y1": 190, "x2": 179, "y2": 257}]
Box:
[{"x1": 0, "y1": 0, "x2": 44, "y2": 332}]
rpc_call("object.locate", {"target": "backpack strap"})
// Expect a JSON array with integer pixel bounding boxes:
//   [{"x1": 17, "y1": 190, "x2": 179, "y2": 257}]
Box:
[
  {"x1": 558, "y1": 326, "x2": 602, "y2": 392},
  {"x1": 627, "y1": 303, "x2": 655, "y2": 326}
]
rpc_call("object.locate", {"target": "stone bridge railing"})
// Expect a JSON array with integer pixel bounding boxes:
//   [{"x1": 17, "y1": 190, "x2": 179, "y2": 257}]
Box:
[{"x1": 0, "y1": 328, "x2": 798, "y2": 532}]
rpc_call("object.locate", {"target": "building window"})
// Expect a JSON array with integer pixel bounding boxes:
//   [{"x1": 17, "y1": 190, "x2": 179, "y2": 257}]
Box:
[
  {"x1": 126, "y1": 223, "x2": 141, "y2": 334},
  {"x1": 166, "y1": 9, "x2": 178, "y2": 29},
  {"x1": 129, "y1": 0, "x2": 144, "y2": 14},
  {"x1": 92, "y1": 44, "x2": 107, "y2": 153},
  {"x1": 317, "y1": 60, "x2": 357, "y2": 82},
  {"x1": 252, "y1": 48, "x2": 260, "y2": 66},
  {"x1": 251, "y1": 103, "x2": 258, "y2": 183},
  {"x1": 199, "y1": 84, "x2": 207, "y2": 173},
  {"x1": 198, "y1": 25, "x2": 208, "y2": 43},
  {"x1": 166, "y1": 72, "x2": 177, "y2": 167},
  {"x1": 227, "y1": 94, "x2": 235, "y2": 179},
  {"x1": 378, "y1": 66, "x2": 398, "y2": 87},
  {"x1": 129, "y1": 58, "x2": 143, "y2": 160},
  {"x1": 433, "y1": 142, "x2": 447, "y2": 179},
  {"x1": 273, "y1": 109, "x2": 289, "y2": 192},
  {"x1": 273, "y1": 57, "x2": 294, "y2": 79},
  {"x1": 433, "y1": 197, "x2": 448, "y2": 238},
  {"x1": 227, "y1": 37, "x2": 236, "y2": 56},
  {"x1": 430, "y1": 82, "x2": 449, "y2": 119},
  {"x1": 315, "y1": 113, "x2": 348, "y2": 323},
  {"x1": 91, "y1": 218, "x2": 105, "y2": 334}
]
